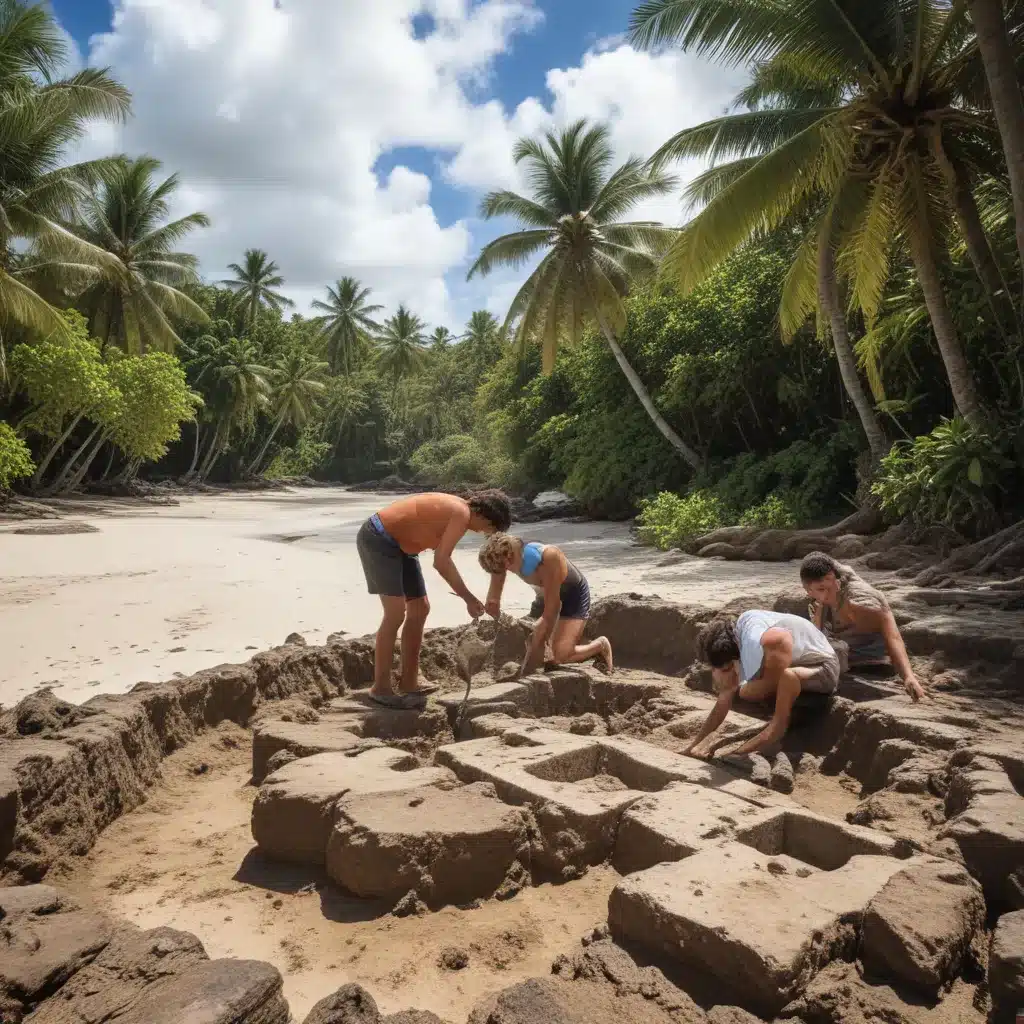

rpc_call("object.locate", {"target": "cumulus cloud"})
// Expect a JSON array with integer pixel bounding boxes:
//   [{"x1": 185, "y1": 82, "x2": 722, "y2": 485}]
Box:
[{"x1": 69, "y1": 0, "x2": 746, "y2": 329}]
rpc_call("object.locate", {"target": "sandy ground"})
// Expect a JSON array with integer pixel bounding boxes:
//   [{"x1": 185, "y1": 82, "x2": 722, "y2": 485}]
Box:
[
  {"x1": 0, "y1": 487, "x2": 795, "y2": 707},
  {"x1": 53, "y1": 721, "x2": 620, "y2": 1022}
]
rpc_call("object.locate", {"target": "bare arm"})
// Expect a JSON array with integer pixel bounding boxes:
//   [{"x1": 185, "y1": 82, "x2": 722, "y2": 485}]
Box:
[
  {"x1": 432, "y1": 506, "x2": 481, "y2": 614},
  {"x1": 810, "y1": 600, "x2": 824, "y2": 630},
  {"x1": 850, "y1": 604, "x2": 925, "y2": 701},
  {"x1": 684, "y1": 687, "x2": 737, "y2": 756},
  {"x1": 521, "y1": 550, "x2": 566, "y2": 675},
  {"x1": 485, "y1": 572, "x2": 506, "y2": 617},
  {"x1": 730, "y1": 670, "x2": 801, "y2": 755}
]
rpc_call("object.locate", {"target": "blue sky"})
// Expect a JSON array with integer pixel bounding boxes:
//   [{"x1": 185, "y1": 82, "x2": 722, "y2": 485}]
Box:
[{"x1": 52, "y1": 1, "x2": 743, "y2": 328}]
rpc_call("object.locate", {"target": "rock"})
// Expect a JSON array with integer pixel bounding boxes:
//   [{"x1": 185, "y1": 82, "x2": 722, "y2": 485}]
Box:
[
  {"x1": 263, "y1": 749, "x2": 297, "y2": 775},
  {"x1": 391, "y1": 891, "x2": 428, "y2": 918},
  {"x1": 831, "y1": 535, "x2": 868, "y2": 560},
  {"x1": 770, "y1": 753, "x2": 794, "y2": 794},
  {"x1": 0, "y1": 898, "x2": 113, "y2": 1015},
  {"x1": 707, "y1": 1008, "x2": 763, "y2": 1024},
  {"x1": 437, "y1": 946, "x2": 470, "y2": 970},
  {"x1": 108, "y1": 958, "x2": 289, "y2": 1024},
  {"x1": 584, "y1": 595, "x2": 701, "y2": 674},
  {"x1": 696, "y1": 543, "x2": 742, "y2": 560},
  {"x1": 3, "y1": 689, "x2": 94, "y2": 737},
  {"x1": 303, "y1": 982, "x2": 380, "y2": 1024},
  {"x1": 382, "y1": 1013, "x2": 449, "y2": 1024},
  {"x1": 283, "y1": 632, "x2": 307, "y2": 646},
  {"x1": 990, "y1": 911, "x2": 1024, "y2": 1024},
  {"x1": 26, "y1": 925, "x2": 209, "y2": 1023},
  {"x1": 327, "y1": 784, "x2": 531, "y2": 909},
  {"x1": 781, "y1": 961, "x2": 915, "y2": 1024},
  {"x1": 860, "y1": 857, "x2": 984, "y2": 992}
]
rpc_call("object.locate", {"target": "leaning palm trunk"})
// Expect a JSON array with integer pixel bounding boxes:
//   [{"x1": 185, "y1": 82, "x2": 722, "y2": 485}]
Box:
[
  {"x1": 817, "y1": 242, "x2": 889, "y2": 466},
  {"x1": 907, "y1": 215, "x2": 985, "y2": 429},
  {"x1": 929, "y1": 133, "x2": 1020, "y2": 338},
  {"x1": 591, "y1": 304, "x2": 703, "y2": 470},
  {"x1": 198, "y1": 423, "x2": 225, "y2": 481},
  {"x1": 184, "y1": 423, "x2": 203, "y2": 479},
  {"x1": 65, "y1": 432, "x2": 110, "y2": 492},
  {"x1": 31, "y1": 413, "x2": 83, "y2": 489},
  {"x1": 246, "y1": 414, "x2": 285, "y2": 477},
  {"x1": 969, "y1": 0, "x2": 1024, "y2": 303},
  {"x1": 47, "y1": 425, "x2": 103, "y2": 495}
]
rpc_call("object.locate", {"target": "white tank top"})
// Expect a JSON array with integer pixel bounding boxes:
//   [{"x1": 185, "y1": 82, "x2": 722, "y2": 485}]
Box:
[{"x1": 736, "y1": 610, "x2": 834, "y2": 682}]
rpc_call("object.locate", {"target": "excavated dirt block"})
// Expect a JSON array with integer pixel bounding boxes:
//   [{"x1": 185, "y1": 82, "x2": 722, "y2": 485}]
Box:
[
  {"x1": 106, "y1": 958, "x2": 289, "y2": 1024},
  {"x1": 435, "y1": 728, "x2": 643, "y2": 872},
  {"x1": 939, "y1": 760, "x2": 1024, "y2": 906},
  {"x1": 251, "y1": 719, "x2": 373, "y2": 782},
  {"x1": 614, "y1": 783, "x2": 774, "y2": 874},
  {"x1": 252, "y1": 747, "x2": 457, "y2": 865},
  {"x1": 860, "y1": 857, "x2": 984, "y2": 992},
  {"x1": 522, "y1": 669, "x2": 674, "y2": 719},
  {"x1": 609, "y1": 844, "x2": 908, "y2": 1015},
  {"x1": 583, "y1": 595, "x2": 702, "y2": 674},
  {"x1": 734, "y1": 808, "x2": 900, "y2": 871},
  {"x1": 324, "y1": 697, "x2": 452, "y2": 743},
  {"x1": 990, "y1": 910, "x2": 1024, "y2": 1024},
  {"x1": 327, "y1": 784, "x2": 531, "y2": 908}
]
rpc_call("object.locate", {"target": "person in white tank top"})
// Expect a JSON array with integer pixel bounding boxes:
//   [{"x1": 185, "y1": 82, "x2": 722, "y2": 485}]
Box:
[{"x1": 683, "y1": 610, "x2": 843, "y2": 759}]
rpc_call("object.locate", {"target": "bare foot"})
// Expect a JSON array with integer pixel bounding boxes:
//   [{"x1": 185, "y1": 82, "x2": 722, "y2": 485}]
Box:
[{"x1": 595, "y1": 637, "x2": 614, "y2": 675}]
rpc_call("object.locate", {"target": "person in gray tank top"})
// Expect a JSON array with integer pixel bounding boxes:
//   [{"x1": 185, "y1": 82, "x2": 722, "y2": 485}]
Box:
[
  {"x1": 683, "y1": 610, "x2": 843, "y2": 759},
  {"x1": 800, "y1": 551, "x2": 925, "y2": 701}
]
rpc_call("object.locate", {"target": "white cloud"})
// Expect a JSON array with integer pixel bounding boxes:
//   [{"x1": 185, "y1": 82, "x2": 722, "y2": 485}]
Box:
[{"x1": 68, "y1": 0, "x2": 747, "y2": 331}]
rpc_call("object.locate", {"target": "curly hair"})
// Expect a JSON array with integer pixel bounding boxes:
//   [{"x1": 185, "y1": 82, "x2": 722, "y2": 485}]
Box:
[
  {"x1": 478, "y1": 532, "x2": 520, "y2": 574},
  {"x1": 467, "y1": 489, "x2": 512, "y2": 532},
  {"x1": 799, "y1": 551, "x2": 843, "y2": 583},
  {"x1": 697, "y1": 615, "x2": 740, "y2": 668}
]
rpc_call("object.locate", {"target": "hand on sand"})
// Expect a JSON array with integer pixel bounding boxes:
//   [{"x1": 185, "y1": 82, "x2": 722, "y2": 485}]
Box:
[
  {"x1": 904, "y1": 674, "x2": 926, "y2": 702},
  {"x1": 465, "y1": 596, "x2": 485, "y2": 619},
  {"x1": 484, "y1": 598, "x2": 501, "y2": 618}
]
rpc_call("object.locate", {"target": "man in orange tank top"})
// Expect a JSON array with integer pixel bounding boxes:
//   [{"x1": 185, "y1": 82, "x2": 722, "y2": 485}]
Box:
[{"x1": 356, "y1": 490, "x2": 511, "y2": 707}]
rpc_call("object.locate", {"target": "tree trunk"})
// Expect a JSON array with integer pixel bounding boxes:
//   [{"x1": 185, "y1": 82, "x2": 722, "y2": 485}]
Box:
[
  {"x1": 929, "y1": 131, "x2": 1019, "y2": 337},
  {"x1": 185, "y1": 422, "x2": 203, "y2": 479},
  {"x1": 100, "y1": 444, "x2": 117, "y2": 480},
  {"x1": 31, "y1": 413, "x2": 83, "y2": 489},
  {"x1": 591, "y1": 307, "x2": 703, "y2": 471},
  {"x1": 817, "y1": 240, "x2": 889, "y2": 466},
  {"x1": 969, "y1": 0, "x2": 1024, "y2": 303},
  {"x1": 247, "y1": 414, "x2": 284, "y2": 476},
  {"x1": 907, "y1": 212, "x2": 986, "y2": 428},
  {"x1": 47, "y1": 424, "x2": 103, "y2": 495},
  {"x1": 198, "y1": 423, "x2": 224, "y2": 481},
  {"x1": 66, "y1": 431, "x2": 108, "y2": 492}
]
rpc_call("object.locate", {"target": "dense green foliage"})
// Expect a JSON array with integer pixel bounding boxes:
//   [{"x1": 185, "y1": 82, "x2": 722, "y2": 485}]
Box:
[{"x1": 1, "y1": 0, "x2": 1023, "y2": 547}]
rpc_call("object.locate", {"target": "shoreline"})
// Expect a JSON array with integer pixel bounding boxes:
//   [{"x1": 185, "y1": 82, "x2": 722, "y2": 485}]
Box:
[{"x1": 0, "y1": 487, "x2": 797, "y2": 708}]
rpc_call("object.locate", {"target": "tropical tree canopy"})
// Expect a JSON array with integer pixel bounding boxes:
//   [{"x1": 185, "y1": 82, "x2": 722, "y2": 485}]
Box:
[
  {"x1": 312, "y1": 277, "x2": 383, "y2": 374},
  {"x1": 221, "y1": 249, "x2": 295, "y2": 326}
]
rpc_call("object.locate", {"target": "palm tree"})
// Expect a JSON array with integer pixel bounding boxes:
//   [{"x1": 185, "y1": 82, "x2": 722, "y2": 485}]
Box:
[
  {"x1": 468, "y1": 119, "x2": 702, "y2": 468},
  {"x1": 967, "y1": 0, "x2": 1024, "y2": 300},
  {"x1": 0, "y1": 0, "x2": 131, "y2": 382},
  {"x1": 220, "y1": 249, "x2": 294, "y2": 326},
  {"x1": 311, "y1": 277, "x2": 383, "y2": 374},
  {"x1": 429, "y1": 326, "x2": 455, "y2": 352},
  {"x1": 73, "y1": 156, "x2": 210, "y2": 354},
  {"x1": 187, "y1": 334, "x2": 270, "y2": 480},
  {"x1": 246, "y1": 349, "x2": 327, "y2": 475},
  {"x1": 377, "y1": 305, "x2": 428, "y2": 390},
  {"x1": 630, "y1": 0, "x2": 995, "y2": 431},
  {"x1": 460, "y1": 310, "x2": 505, "y2": 377}
]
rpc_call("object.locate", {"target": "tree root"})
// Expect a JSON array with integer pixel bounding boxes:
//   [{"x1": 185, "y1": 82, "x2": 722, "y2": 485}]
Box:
[{"x1": 913, "y1": 520, "x2": 1024, "y2": 586}]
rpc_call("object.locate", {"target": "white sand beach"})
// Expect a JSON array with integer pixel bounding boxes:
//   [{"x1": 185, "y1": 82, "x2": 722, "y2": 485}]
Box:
[{"x1": 0, "y1": 487, "x2": 795, "y2": 707}]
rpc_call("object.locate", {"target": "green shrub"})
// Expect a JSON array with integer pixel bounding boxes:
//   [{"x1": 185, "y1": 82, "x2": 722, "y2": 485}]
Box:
[
  {"x1": 738, "y1": 492, "x2": 799, "y2": 528},
  {"x1": 636, "y1": 490, "x2": 725, "y2": 550},
  {"x1": 0, "y1": 422, "x2": 35, "y2": 490},
  {"x1": 871, "y1": 418, "x2": 1018, "y2": 537},
  {"x1": 265, "y1": 432, "x2": 331, "y2": 479}
]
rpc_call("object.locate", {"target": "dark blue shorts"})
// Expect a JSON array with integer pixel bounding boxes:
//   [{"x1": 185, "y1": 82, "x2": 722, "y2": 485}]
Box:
[{"x1": 356, "y1": 516, "x2": 426, "y2": 601}]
